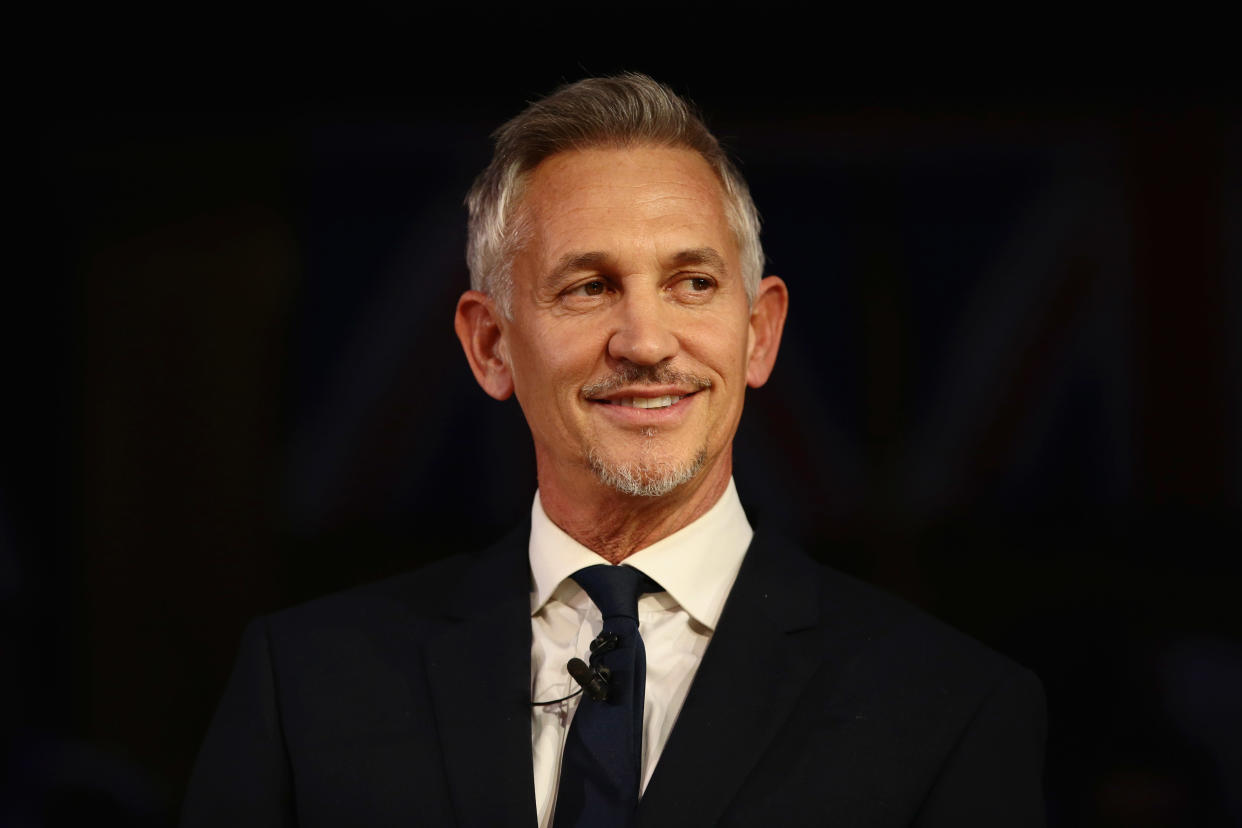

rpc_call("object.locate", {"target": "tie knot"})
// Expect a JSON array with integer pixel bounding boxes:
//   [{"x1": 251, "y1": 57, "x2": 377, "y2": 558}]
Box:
[{"x1": 571, "y1": 565, "x2": 660, "y2": 622}]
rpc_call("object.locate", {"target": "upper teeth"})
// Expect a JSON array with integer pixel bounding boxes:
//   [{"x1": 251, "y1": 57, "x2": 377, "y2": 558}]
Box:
[{"x1": 612, "y1": 395, "x2": 683, "y2": 409}]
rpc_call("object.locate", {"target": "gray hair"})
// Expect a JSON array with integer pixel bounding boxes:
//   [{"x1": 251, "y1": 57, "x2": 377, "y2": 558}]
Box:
[{"x1": 465, "y1": 73, "x2": 764, "y2": 316}]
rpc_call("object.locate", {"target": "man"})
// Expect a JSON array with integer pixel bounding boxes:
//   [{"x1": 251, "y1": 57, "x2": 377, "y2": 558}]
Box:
[{"x1": 183, "y1": 74, "x2": 1046, "y2": 826}]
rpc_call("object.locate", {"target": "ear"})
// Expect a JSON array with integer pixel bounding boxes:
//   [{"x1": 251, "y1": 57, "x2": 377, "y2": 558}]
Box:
[
  {"x1": 745, "y1": 276, "x2": 789, "y2": 388},
  {"x1": 454, "y1": 290, "x2": 514, "y2": 400}
]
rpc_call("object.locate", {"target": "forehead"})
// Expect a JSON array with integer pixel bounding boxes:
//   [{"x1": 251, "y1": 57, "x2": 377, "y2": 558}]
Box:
[{"x1": 516, "y1": 145, "x2": 735, "y2": 266}]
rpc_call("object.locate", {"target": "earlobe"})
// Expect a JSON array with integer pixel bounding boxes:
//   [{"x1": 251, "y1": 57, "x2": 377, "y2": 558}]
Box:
[
  {"x1": 454, "y1": 290, "x2": 515, "y2": 400},
  {"x1": 745, "y1": 276, "x2": 789, "y2": 388}
]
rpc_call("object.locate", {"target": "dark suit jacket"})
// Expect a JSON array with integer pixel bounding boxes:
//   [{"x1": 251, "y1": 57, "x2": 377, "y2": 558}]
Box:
[{"x1": 182, "y1": 526, "x2": 1046, "y2": 827}]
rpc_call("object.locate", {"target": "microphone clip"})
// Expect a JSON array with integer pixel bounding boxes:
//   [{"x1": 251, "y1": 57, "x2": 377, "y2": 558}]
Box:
[
  {"x1": 536, "y1": 630, "x2": 622, "y2": 706},
  {"x1": 567, "y1": 631, "x2": 622, "y2": 701},
  {"x1": 589, "y1": 631, "x2": 620, "y2": 658}
]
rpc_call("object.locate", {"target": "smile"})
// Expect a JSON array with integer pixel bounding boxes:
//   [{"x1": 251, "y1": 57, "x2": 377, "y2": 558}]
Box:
[{"x1": 603, "y1": 395, "x2": 685, "y2": 409}]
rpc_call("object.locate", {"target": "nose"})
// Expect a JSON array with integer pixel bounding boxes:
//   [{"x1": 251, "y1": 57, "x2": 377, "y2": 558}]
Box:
[{"x1": 607, "y1": 289, "x2": 679, "y2": 366}]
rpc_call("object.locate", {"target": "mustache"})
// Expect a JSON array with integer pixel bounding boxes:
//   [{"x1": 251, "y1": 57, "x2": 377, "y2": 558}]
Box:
[{"x1": 581, "y1": 364, "x2": 713, "y2": 399}]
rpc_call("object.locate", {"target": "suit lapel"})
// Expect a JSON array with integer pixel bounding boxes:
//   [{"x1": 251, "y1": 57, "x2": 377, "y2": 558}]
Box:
[
  {"x1": 636, "y1": 531, "x2": 821, "y2": 827},
  {"x1": 425, "y1": 526, "x2": 537, "y2": 828}
]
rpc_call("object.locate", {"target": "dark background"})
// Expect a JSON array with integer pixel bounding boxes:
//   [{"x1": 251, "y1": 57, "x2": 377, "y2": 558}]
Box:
[{"x1": 8, "y1": 9, "x2": 1241, "y2": 827}]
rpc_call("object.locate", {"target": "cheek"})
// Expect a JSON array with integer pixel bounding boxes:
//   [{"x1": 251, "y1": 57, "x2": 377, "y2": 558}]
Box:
[
  {"x1": 688, "y1": 315, "x2": 752, "y2": 379},
  {"x1": 509, "y1": 324, "x2": 601, "y2": 409},
  {"x1": 545, "y1": 318, "x2": 610, "y2": 368}
]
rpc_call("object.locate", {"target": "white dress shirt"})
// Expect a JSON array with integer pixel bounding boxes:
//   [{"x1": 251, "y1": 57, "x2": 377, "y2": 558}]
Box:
[{"x1": 528, "y1": 479, "x2": 753, "y2": 828}]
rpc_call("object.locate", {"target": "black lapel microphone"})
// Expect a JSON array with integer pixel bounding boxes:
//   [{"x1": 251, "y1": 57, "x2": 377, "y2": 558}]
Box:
[
  {"x1": 567, "y1": 659, "x2": 611, "y2": 701},
  {"x1": 531, "y1": 632, "x2": 620, "y2": 706}
]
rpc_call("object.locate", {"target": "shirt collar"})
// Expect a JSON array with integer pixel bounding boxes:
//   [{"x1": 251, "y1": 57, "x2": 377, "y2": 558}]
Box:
[{"x1": 528, "y1": 478, "x2": 753, "y2": 631}]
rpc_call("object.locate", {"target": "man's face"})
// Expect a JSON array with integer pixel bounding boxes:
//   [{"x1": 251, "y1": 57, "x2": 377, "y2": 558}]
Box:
[{"x1": 492, "y1": 145, "x2": 765, "y2": 499}]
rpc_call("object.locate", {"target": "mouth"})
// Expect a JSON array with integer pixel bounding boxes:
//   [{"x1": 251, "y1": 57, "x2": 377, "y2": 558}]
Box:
[
  {"x1": 584, "y1": 386, "x2": 702, "y2": 429},
  {"x1": 598, "y1": 394, "x2": 689, "y2": 409},
  {"x1": 581, "y1": 367, "x2": 712, "y2": 414}
]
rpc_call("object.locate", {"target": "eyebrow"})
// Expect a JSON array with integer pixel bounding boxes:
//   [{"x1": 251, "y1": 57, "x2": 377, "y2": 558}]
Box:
[
  {"x1": 546, "y1": 251, "x2": 615, "y2": 288},
  {"x1": 668, "y1": 247, "x2": 728, "y2": 273},
  {"x1": 544, "y1": 246, "x2": 728, "y2": 288}
]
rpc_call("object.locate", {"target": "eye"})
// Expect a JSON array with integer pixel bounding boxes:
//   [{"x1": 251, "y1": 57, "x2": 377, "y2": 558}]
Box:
[
  {"x1": 670, "y1": 274, "x2": 717, "y2": 301},
  {"x1": 567, "y1": 279, "x2": 609, "y2": 297}
]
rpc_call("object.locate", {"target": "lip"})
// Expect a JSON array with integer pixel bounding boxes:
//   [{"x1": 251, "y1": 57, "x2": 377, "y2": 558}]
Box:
[{"x1": 587, "y1": 384, "x2": 701, "y2": 403}]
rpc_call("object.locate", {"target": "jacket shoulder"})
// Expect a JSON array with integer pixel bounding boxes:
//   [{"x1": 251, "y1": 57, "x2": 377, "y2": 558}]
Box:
[
  {"x1": 263, "y1": 521, "x2": 529, "y2": 639},
  {"x1": 813, "y1": 560, "x2": 1036, "y2": 686},
  {"x1": 268, "y1": 552, "x2": 476, "y2": 632}
]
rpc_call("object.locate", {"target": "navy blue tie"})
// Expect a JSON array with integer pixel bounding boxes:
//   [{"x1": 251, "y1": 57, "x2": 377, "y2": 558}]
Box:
[{"x1": 553, "y1": 565, "x2": 660, "y2": 828}]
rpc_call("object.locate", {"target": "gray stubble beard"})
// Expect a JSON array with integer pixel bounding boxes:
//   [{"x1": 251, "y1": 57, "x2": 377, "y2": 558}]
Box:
[{"x1": 586, "y1": 440, "x2": 708, "y2": 497}]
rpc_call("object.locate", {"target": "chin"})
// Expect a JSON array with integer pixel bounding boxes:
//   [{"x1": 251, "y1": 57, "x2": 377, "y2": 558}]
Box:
[{"x1": 586, "y1": 447, "x2": 707, "y2": 498}]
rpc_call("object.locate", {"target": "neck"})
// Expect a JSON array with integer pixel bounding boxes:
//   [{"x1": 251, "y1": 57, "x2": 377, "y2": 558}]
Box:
[{"x1": 537, "y1": 456, "x2": 733, "y2": 564}]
